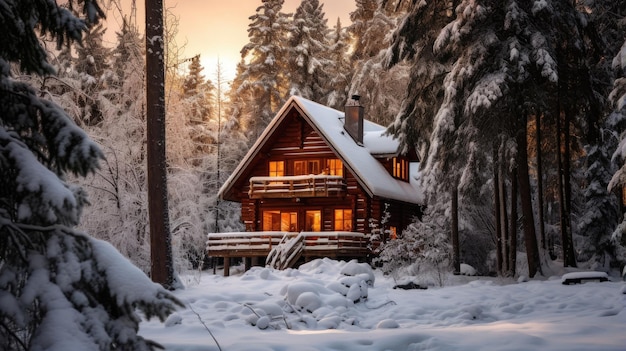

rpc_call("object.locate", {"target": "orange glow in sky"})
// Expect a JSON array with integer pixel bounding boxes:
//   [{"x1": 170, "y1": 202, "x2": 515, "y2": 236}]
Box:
[{"x1": 106, "y1": 0, "x2": 354, "y2": 83}]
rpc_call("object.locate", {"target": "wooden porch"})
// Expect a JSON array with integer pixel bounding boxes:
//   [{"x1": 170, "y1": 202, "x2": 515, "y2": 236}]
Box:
[
  {"x1": 248, "y1": 175, "x2": 346, "y2": 199},
  {"x1": 206, "y1": 231, "x2": 370, "y2": 276}
]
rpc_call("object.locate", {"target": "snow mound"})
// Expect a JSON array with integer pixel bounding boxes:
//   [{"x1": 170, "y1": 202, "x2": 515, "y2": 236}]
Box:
[
  {"x1": 460, "y1": 263, "x2": 476, "y2": 276},
  {"x1": 376, "y1": 319, "x2": 400, "y2": 329},
  {"x1": 273, "y1": 259, "x2": 375, "y2": 329},
  {"x1": 340, "y1": 260, "x2": 375, "y2": 286}
]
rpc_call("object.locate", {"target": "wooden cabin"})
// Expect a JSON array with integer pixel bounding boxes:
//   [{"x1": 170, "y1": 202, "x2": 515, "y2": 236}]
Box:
[{"x1": 210, "y1": 95, "x2": 423, "y2": 275}]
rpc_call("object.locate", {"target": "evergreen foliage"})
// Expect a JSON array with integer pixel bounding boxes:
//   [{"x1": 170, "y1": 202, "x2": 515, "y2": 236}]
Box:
[
  {"x1": 288, "y1": 0, "x2": 332, "y2": 102},
  {"x1": 238, "y1": 0, "x2": 292, "y2": 142}
]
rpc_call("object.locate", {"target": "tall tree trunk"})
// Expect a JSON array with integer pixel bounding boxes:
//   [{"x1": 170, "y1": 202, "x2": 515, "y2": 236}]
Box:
[
  {"x1": 509, "y1": 166, "x2": 518, "y2": 276},
  {"x1": 517, "y1": 115, "x2": 541, "y2": 277},
  {"x1": 536, "y1": 112, "x2": 546, "y2": 251},
  {"x1": 451, "y1": 185, "x2": 460, "y2": 274},
  {"x1": 562, "y1": 108, "x2": 577, "y2": 267},
  {"x1": 493, "y1": 143, "x2": 503, "y2": 275},
  {"x1": 146, "y1": 0, "x2": 174, "y2": 289},
  {"x1": 498, "y1": 142, "x2": 509, "y2": 274}
]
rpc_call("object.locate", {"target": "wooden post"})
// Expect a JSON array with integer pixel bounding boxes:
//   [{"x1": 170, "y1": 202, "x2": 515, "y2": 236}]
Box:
[{"x1": 224, "y1": 257, "x2": 230, "y2": 277}]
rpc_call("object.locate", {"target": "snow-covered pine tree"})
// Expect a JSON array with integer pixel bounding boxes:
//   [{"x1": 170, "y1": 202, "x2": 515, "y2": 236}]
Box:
[
  {"x1": 348, "y1": 0, "x2": 408, "y2": 126},
  {"x1": 182, "y1": 55, "x2": 214, "y2": 125},
  {"x1": 382, "y1": 0, "x2": 459, "y2": 276},
  {"x1": 575, "y1": 0, "x2": 625, "y2": 269},
  {"x1": 237, "y1": 0, "x2": 291, "y2": 143},
  {"x1": 0, "y1": 1, "x2": 180, "y2": 350},
  {"x1": 323, "y1": 17, "x2": 351, "y2": 109},
  {"x1": 288, "y1": 0, "x2": 332, "y2": 102},
  {"x1": 607, "y1": 38, "x2": 626, "y2": 266},
  {"x1": 74, "y1": 22, "x2": 112, "y2": 126}
]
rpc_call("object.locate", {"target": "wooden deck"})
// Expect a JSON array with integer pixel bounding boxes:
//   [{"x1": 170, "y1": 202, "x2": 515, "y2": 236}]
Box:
[{"x1": 206, "y1": 231, "x2": 370, "y2": 276}]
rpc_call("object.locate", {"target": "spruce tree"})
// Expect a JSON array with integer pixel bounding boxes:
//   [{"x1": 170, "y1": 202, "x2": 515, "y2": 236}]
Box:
[
  {"x1": 324, "y1": 17, "x2": 351, "y2": 109},
  {"x1": 288, "y1": 0, "x2": 332, "y2": 102},
  {"x1": 238, "y1": 0, "x2": 291, "y2": 142}
]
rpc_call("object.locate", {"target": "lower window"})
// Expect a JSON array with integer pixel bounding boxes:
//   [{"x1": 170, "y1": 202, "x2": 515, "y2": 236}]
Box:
[
  {"x1": 263, "y1": 210, "x2": 297, "y2": 231},
  {"x1": 334, "y1": 209, "x2": 353, "y2": 231}
]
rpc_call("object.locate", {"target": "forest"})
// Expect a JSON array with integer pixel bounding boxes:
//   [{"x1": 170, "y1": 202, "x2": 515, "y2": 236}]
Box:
[
  {"x1": 2, "y1": 0, "x2": 626, "y2": 349},
  {"x1": 43, "y1": 0, "x2": 626, "y2": 278}
]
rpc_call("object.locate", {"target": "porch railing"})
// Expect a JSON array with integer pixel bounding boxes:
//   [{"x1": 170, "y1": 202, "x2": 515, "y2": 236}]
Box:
[{"x1": 248, "y1": 175, "x2": 346, "y2": 199}]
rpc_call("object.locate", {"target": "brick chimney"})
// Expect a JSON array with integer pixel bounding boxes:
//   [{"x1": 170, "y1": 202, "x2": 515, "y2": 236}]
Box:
[{"x1": 344, "y1": 95, "x2": 364, "y2": 145}]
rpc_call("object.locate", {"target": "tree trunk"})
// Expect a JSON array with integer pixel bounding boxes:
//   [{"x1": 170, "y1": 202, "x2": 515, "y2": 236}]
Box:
[
  {"x1": 509, "y1": 166, "x2": 518, "y2": 276},
  {"x1": 146, "y1": 0, "x2": 174, "y2": 289},
  {"x1": 536, "y1": 112, "x2": 546, "y2": 251},
  {"x1": 451, "y1": 185, "x2": 460, "y2": 274},
  {"x1": 517, "y1": 116, "x2": 541, "y2": 277},
  {"x1": 493, "y1": 143, "x2": 503, "y2": 275},
  {"x1": 562, "y1": 108, "x2": 577, "y2": 267},
  {"x1": 498, "y1": 142, "x2": 509, "y2": 274}
]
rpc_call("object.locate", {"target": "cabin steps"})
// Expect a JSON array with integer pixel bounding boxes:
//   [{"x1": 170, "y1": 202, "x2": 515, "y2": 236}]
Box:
[{"x1": 267, "y1": 233, "x2": 305, "y2": 270}]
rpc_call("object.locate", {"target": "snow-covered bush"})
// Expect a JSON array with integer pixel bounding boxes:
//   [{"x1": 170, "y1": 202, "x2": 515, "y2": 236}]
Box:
[{"x1": 375, "y1": 212, "x2": 451, "y2": 286}]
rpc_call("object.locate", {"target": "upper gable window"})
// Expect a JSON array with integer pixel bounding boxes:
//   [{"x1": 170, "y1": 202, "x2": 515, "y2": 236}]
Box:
[
  {"x1": 269, "y1": 161, "x2": 284, "y2": 177},
  {"x1": 393, "y1": 157, "x2": 409, "y2": 181},
  {"x1": 325, "y1": 159, "x2": 343, "y2": 176},
  {"x1": 294, "y1": 160, "x2": 320, "y2": 176}
]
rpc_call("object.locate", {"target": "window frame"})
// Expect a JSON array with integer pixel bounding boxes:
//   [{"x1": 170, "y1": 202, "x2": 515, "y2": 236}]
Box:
[
  {"x1": 333, "y1": 208, "x2": 353, "y2": 232},
  {"x1": 392, "y1": 157, "x2": 409, "y2": 181}
]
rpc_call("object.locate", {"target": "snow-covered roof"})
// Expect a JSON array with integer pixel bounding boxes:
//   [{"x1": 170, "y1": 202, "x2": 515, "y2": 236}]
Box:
[{"x1": 219, "y1": 96, "x2": 423, "y2": 205}]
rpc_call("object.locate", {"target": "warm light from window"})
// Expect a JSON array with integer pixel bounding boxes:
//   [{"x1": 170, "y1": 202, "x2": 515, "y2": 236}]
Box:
[
  {"x1": 334, "y1": 209, "x2": 352, "y2": 231},
  {"x1": 389, "y1": 226, "x2": 397, "y2": 239},
  {"x1": 326, "y1": 159, "x2": 343, "y2": 176},
  {"x1": 263, "y1": 210, "x2": 297, "y2": 231},
  {"x1": 269, "y1": 161, "x2": 284, "y2": 177},
  {"x1": 393, "y1": 157, "x2": 408, "y2": 181},
  {"x1": 306, "y1": 210, "x2": 321, "y2": 231},
  {"x1": 294, "y1": 160, "x2": 320, "y2": 175}
]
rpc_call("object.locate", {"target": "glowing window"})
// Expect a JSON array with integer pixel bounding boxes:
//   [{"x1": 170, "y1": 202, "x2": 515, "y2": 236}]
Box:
[
  {"x1": 263, "y1": 210, "x2": 297, "y2": 231},
  {"x1": 334, "y1": 209, "x2": 353, "y2": 231},
  {"x1": 305, "y1": 210, "x2": 321, "y2": 232},
  {"x1": 326, "y1": 159, "x2": 343, "y2": 176},
  {"x1": 269, "y1": 161, "x2": 284, "y2": 177},
  {"x1": 294, "y1": 160, "x2": 320, "y2": 175},
  {"x1": 392, "y1": 157, "x2": 409, "y2": 181}
]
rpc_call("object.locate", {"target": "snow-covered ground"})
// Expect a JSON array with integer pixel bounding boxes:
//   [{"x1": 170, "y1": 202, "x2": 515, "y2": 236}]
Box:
[{"x1": 140, "y1": 259, "x2": 626, "y2": 351}]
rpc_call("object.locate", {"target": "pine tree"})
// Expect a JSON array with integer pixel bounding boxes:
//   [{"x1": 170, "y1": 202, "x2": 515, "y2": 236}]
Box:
[
  {"x1": 0, "y1": 1, "x2": 180, "y2": 350},
  {"x1": 238, "y1": 0, "x2": 291, "y2": 142},
  {"x1": 288, "y1": 0, "x2": 332, "y2": 102},
  {"x1": 575, "y1": 0, "x2": 625, "y2": 269},
  {"x1": 323, "y1": 17, "x2": 351, "y2": 109},
  {"x1": 182, "y1": 55, "x2": 214, "y2": 124},
  {"x1": 607, "y1": 38, "x2": 626, "y2": 266},
  {"x1": 348, "y1": 0, "x2": 407, "y2": 126}
]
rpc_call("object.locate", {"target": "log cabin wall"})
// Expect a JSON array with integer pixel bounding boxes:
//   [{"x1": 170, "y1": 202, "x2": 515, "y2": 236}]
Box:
[
  {"x1": 231, "y1": 107, "x2": 421, "y2": 235},
  {"x1": 233, "y1": 108, "x2": 375, "y2": 234}
]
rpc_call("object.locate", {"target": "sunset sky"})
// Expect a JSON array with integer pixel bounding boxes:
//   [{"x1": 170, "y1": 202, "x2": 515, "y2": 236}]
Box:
[{"x1": 106, "y1": 0, "x2": 355, "y2": 83}]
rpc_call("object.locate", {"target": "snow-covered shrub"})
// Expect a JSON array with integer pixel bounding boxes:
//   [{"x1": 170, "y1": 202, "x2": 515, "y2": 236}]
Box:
[{"x1": 375, "y1": 212, "x2": 451, "y2": 286}]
